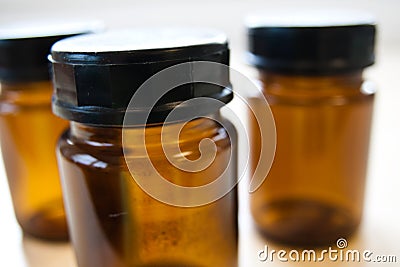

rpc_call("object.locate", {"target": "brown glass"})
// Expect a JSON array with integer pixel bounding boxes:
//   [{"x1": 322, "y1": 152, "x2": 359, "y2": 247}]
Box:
[
  {"x1": 57, "y1": 117, "x2": 238, "y2": 267},
  {"x1": 250, "y1": 71, "x2": 374, "y2": 246},
  {"x1": 0, "y1": 81, "x2": 69, "y2": 240}
]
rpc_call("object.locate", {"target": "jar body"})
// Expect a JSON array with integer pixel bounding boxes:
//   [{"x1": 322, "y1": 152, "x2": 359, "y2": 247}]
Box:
[
  {"x1": 250, "y1": 71, "x2": 374, "y2": 246},
  {"x1": 57, "y1": 117, "x2": 238, "y2": 267},
  {"x1": 0, "y1": 81, "x2": 69, "y2": 240}
]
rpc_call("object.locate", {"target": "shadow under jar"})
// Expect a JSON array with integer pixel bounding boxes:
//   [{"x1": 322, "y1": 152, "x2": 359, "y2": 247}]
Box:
[
  {"x1": 246, "y1": 14, "x2": 376, "y2": 246},
  {"x1": 50, "y1": 29, "x2": 238, "y2": 267},
  {"x1": 0, "y1": 21, "x2": 101, "y2": 241}
]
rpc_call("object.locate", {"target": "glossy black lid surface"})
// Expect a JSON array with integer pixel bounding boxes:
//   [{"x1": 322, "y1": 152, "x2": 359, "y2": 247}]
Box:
[
  {"x1": 246, "y1": 11, "x2": 376, "y2": 74},
  {"x1": 0, "y1": 20, "x2": 103, "y2": 82},
  {"x1": 50, "y1": 28, "x2": 232, "y2": 125}
]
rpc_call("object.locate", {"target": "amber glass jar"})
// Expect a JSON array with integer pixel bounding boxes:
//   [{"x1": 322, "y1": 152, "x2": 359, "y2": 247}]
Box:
[
  {"x1": 0, "y1": 22, "x2": 101, "y2": 241},
  {"x1": 51, "y1": 29, "x2": 238, "y2": 266},
  {"x1": 247, "y1": 16, "x2": 376, "y2": 246}
]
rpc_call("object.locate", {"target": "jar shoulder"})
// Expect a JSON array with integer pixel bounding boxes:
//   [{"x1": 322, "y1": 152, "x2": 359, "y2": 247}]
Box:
[
  {"x1": 57, "y1": 119, "x2": 236, "y2": 168},
  {"x1": 57, "y1": 128, "x2": 124, "y2": 169},
  {"x1": 260, "y1": 81, "x2": 375, "y2": 105}
]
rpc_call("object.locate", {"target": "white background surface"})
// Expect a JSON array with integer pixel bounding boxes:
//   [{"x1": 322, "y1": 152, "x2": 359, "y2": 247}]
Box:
[{"x1": 1, "y1": 0, "x2": 400, "y2": 266}]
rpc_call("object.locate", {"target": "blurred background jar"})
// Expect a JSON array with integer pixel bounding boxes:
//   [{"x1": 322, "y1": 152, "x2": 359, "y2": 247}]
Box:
[
  {"x1": 51, "y1": 29, "x2": 238, "y2": 266},
  {"x1": 246, "y1": 12, "x2": 376, "y2": 246},
  {"x1": 0, "y1": 21, "x2": 102, "y2": 241}
]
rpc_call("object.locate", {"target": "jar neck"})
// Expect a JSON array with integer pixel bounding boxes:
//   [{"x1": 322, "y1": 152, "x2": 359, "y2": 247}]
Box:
[
  {"x1": 69, "y1": 113, "x2": 223, "y2": 146},
  {"x1": 0, "y1": 80, "x2": 53, "y2": 99},
  {"x1": 0, "y1": 80, "x2": 52, "y2": 91},
  {"x1": 258, "y1": 70, "x2": 364, "y2": 91},
  {"x1": 0, "y1": 80, "x2": 53, "y2": 109}
]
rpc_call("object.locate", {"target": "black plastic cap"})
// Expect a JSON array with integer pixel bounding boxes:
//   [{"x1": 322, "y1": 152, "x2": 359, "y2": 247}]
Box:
[
  {"x1": 50, "y1": 29, "x2": 232, "y2": 126},
  {"x1": 0, "y1": 21, "x2": 103, "y2": 83},
  {"x1": 246, "y1": 12, "x2": 376, "y2": 75}
]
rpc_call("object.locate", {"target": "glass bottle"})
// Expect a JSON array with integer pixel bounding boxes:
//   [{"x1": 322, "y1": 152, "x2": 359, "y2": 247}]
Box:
[
  {"x1": 0, "y1": 21, "x2": 101, "y2": 241},
  {"x1": 51, "y1": 29, "x2": 238, "y2": 266},
  {"x1": 246, "y1": 14, "x2": 376, "y2": 246}
]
